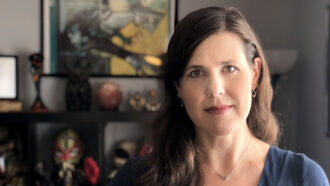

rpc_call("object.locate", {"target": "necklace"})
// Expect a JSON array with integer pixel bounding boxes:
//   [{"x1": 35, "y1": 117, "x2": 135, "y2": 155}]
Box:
[{"x1": 202, "y1": 134, "x2": 252, "y2": 181}]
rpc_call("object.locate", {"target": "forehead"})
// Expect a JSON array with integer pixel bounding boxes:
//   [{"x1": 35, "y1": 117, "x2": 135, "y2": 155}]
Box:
[{"x1": 188, "y1": 31, "x2": 246, "y2": 66}]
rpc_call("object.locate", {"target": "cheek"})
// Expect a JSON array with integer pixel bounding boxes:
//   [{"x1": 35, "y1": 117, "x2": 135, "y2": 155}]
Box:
[
  {"x1": 230, "y1": 77, "x2": 253, "y2": 117},
  {"x1": 181, "y1": 85, "x2": 204, "y2": 106},
  {"x1": 180, "y1": 84, "x2": 205, "y2": 115}
]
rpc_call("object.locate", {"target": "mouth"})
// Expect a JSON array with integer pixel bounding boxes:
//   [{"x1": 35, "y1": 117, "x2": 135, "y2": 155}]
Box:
[{"x1": 204, "y1": 105, "x2": 232, "y2": 115}]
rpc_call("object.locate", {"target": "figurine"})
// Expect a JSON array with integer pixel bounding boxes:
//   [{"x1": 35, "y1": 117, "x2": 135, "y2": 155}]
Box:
[
  {"x1": 29, "y1": 53, "x2": 48, "y2": 112},
  {"x1": 65, "y1": 57, "x2": 92, "y2": 111},
  {"x1": 108, "y1": 140, "x2": 139, "y2": 181},
  {"x1": 34, "y1": 162, "x2": 52, "y2": 186},
  {"x1": 129, "y1": 91, "x2": 146, "y2": 111},
  {"x1": 35, "y1": 129, "x2": 100, "y2": 186},
  {"x1": 53, "y1": 129, "x2": 99, "y2": 186},
  {"x1": 145, "y1": 89, "x2": 161, "y2": 111},
  {"x1": 97, "y1": 82, "x2": 123, "y2": 111},
  {"x1": 0, "y1": 126, "x2": 27, "y2": 185}
]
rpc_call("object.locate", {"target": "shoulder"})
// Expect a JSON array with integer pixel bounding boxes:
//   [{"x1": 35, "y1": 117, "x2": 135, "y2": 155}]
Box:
[
  {"x1": 297, "y1": 152, "x2": 329, "y2": 185},
  {"x1": 264, "y1": 146, "x2": 329, "y2": 185},
  {"x1": 108, "y1": 156, "x2": 143, "y2": 186}
]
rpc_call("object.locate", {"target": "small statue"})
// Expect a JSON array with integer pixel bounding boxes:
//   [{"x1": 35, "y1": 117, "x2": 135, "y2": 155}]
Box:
[
  {"x1": 34, "y1": 129, "x2": 100, "y2": 186},
  {"x1": 65, "y1": 57, "x2": 92, "y2": 111},
  {"x1": 0, "y1": 126, "x2": 27, "y2": 185},
  {"x1": 29, "y1": 53, "x2": 48, "y2": 112},
  {"x1": 52, "y1": 129, "x2": 84, "y2": 186},
  {"x1": 108, "y1": 140, "x2": 139, "y2": 181},
  {"x1": 145, "y1": 89, "x2": 161, "y2": 111},
  {"x1": 129, "y1": 92, "x2": 146, "y2": 111}
]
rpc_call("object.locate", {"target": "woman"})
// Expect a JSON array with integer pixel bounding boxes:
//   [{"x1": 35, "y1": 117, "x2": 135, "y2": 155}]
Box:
[{"x1": 109, "y1": 7, "x2": 329, "y2": 186}]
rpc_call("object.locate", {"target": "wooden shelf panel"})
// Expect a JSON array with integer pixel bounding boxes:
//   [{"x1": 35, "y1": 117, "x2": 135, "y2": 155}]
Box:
[{"x1": 0, "y1": 111, "x2": 159, "y2": 124}]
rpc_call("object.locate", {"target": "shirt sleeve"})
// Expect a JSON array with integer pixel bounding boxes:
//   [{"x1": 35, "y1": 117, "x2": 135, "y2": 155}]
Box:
[
  {"x1": 301, "y1": 154, "x2": 329, "y2": 186},
  {"x1": 108, "y1": 159, "x2": 134, "y2": 186}
]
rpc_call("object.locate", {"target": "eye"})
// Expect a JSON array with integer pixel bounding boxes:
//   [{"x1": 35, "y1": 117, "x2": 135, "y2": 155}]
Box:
[
  {"x1": 69, "y1": 148, "x2": 80, "y2": 157},
  {"x1": 223, "y1": 65, "x2": 237, "y2": 73},
  {"x1": 55, "y1": 151, "x2": 62, "y2": 157},
  {"x1": 188, "y1": 69, "x2": 204, "y2": 78}
]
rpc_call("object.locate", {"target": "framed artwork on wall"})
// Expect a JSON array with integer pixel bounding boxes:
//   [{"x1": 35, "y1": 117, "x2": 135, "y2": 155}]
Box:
[
  {"x1": 0, "y1": 55, "x2": 18, "y2": 100},
  {"x1": 41, "y1": 0, "x2": 175, "y2": 77}
]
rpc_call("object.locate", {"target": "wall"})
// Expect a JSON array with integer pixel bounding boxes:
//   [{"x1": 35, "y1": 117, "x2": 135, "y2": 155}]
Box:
[
  {"x1": 178, "y1": 0, "x2": 248, "y2": 19},
  {"x1": 295, "y1": 0, "x2": 330, "y2": 177},
  {"x1": 0, "y1": 0, "x2": 39, "y2": 110}
]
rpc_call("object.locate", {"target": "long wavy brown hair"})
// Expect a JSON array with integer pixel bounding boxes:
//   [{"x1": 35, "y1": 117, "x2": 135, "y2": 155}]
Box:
[{"x1": 137, "y1": 6, "x2": 280, "y2": 186}]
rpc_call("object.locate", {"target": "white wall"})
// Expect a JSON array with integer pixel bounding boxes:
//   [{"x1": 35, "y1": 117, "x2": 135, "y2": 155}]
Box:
[{"x1": 0, "y1": 0, "x2": 40, "y2": 110}]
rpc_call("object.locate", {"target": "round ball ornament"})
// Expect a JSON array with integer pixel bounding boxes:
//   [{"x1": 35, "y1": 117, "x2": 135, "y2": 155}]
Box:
[{"x1": 97, "y1": 82, "x2": 123, "y2": 110}]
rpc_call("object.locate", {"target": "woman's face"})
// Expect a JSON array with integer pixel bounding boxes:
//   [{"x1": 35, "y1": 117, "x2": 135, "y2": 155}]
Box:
[{"x1": 176, "y1": 31, "x2": 260, "y2": 137}]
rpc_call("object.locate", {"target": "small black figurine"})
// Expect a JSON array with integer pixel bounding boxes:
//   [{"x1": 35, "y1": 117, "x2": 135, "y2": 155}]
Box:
[
  {"x1": 29, "y1": 53, "x2": 49, "y2": 112},
  {"x1": 65, "y1": 57, "x2": 92, "y2": 111}
]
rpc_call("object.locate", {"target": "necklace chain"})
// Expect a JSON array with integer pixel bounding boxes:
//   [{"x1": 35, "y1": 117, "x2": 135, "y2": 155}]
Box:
[{"x1": 203, "y1": 134, "x2": 252, "y2": 181}]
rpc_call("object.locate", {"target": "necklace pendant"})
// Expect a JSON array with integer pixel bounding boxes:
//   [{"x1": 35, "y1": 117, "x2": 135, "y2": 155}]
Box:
[{"x1": 223, "y1": 176, "x2": 229, "y2": 181}]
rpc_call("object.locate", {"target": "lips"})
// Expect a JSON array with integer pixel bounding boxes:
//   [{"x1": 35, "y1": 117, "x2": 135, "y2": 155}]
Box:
[{"x1": 204, "y1": 105, "x2": 232, "y2": 115}]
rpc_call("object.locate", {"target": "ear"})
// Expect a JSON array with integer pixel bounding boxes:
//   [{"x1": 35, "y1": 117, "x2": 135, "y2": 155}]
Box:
[
  {"x1": 174, "y1": 81, "x2": 182, "y2": 99},
  {"x1": 251, "y1": 57, "x2": 261, "y2": 89}
]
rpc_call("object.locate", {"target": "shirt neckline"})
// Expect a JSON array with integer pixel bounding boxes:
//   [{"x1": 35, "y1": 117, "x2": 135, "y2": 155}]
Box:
[{"x1": 257, "y1": 145, "x2": 275, "y2": 185}]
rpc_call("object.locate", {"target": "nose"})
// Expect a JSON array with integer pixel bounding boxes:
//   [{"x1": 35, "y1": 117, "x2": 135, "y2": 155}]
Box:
[{"x1": 205, "y1": 74, "x2": 225, "y2": 97}]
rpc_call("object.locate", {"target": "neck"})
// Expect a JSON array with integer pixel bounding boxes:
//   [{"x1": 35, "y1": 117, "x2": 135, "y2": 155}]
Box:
[{"x1": 196, "y1": 123, "x2": 253, "y2": 175}]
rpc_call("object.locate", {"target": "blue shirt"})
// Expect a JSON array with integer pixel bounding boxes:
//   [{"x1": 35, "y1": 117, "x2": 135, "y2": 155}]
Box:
[{"x1": 109, "y1": 146, "x2": 329, "y2": 186}]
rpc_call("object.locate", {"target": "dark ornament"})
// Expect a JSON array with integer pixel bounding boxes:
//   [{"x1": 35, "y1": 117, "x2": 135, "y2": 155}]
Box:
[
  {"x1": 29, "y1": 53, "x2": 49, "y2": 112},
  {"x1": 65, "y1": 57, "x2": 92, "y2": 111},
  {"x1": 0, "y1": 126, "x2": 27, "y2": 185}
]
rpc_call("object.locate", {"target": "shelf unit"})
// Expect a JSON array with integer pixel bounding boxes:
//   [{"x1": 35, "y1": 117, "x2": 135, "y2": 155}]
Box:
[
  {"x1": 0, "y1": 111, "x2": 158, "y2": 123},
  {"x1": 0, "y1": 111, "x2": 158, "y2": 185}
]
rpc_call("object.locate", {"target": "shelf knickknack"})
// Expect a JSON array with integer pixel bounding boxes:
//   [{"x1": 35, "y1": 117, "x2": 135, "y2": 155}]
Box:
[{"x1": 29, "y1": 53, "x2": 49, "y2": 112}]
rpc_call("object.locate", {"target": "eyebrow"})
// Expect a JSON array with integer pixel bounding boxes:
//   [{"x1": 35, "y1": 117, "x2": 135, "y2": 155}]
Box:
[{"x1": 185, "y1": 60, "x2": 237, "y2": 71}]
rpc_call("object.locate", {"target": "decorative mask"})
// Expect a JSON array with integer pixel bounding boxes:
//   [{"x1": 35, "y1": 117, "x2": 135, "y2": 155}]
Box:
[{"x1": 53, "y1": 129, "x2": 83, "y2": 165}]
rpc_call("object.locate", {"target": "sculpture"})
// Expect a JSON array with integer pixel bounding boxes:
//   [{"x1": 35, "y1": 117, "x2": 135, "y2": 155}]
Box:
[{"x1": 29, "y1": 53, "x2": 48, "y2": 112}]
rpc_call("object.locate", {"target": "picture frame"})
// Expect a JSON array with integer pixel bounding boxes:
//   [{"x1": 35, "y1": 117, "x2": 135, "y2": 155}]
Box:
[
  {"x1": 41, "y1": 0, "x2": 176, "y2": 77},
  {"x1": 0, "y1": 55, "x2": 18, "y2": 100}
]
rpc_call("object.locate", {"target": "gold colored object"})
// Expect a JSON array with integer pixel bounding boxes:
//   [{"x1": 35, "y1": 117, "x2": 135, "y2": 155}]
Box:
[{"x1": 129, "y1": 92, "x2": 146, "y2": 111}]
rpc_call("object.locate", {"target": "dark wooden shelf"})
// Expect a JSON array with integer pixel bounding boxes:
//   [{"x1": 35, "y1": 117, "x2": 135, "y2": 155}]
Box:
[{"x1": 0, "y1": 111, "x2": 159, "y2": 124}]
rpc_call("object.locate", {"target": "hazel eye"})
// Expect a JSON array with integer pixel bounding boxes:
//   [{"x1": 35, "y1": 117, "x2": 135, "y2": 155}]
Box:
[
  {"x1": 223, "y1": 65, "x2": 237, "y2": 73},
  {"x1": 189, "y1": 69, "x2": 204, "y2": 78}
]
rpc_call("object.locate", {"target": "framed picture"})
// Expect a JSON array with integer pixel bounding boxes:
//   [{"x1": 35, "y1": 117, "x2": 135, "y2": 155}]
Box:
[
  {"x1": 41, "y1": 0, "x2": 175, "y2": 76},
  {"x1": 0, "y1": 55, "x2": 18, "y2": 100}
]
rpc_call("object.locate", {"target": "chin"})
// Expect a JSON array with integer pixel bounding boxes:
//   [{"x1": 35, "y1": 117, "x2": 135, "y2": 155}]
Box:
[
  {"x1": 212, "y1": 127, "x2": 237, "y2": 136},
  {"x1": 196, "y1": 122, "x2": 239, "y2": 137}
]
